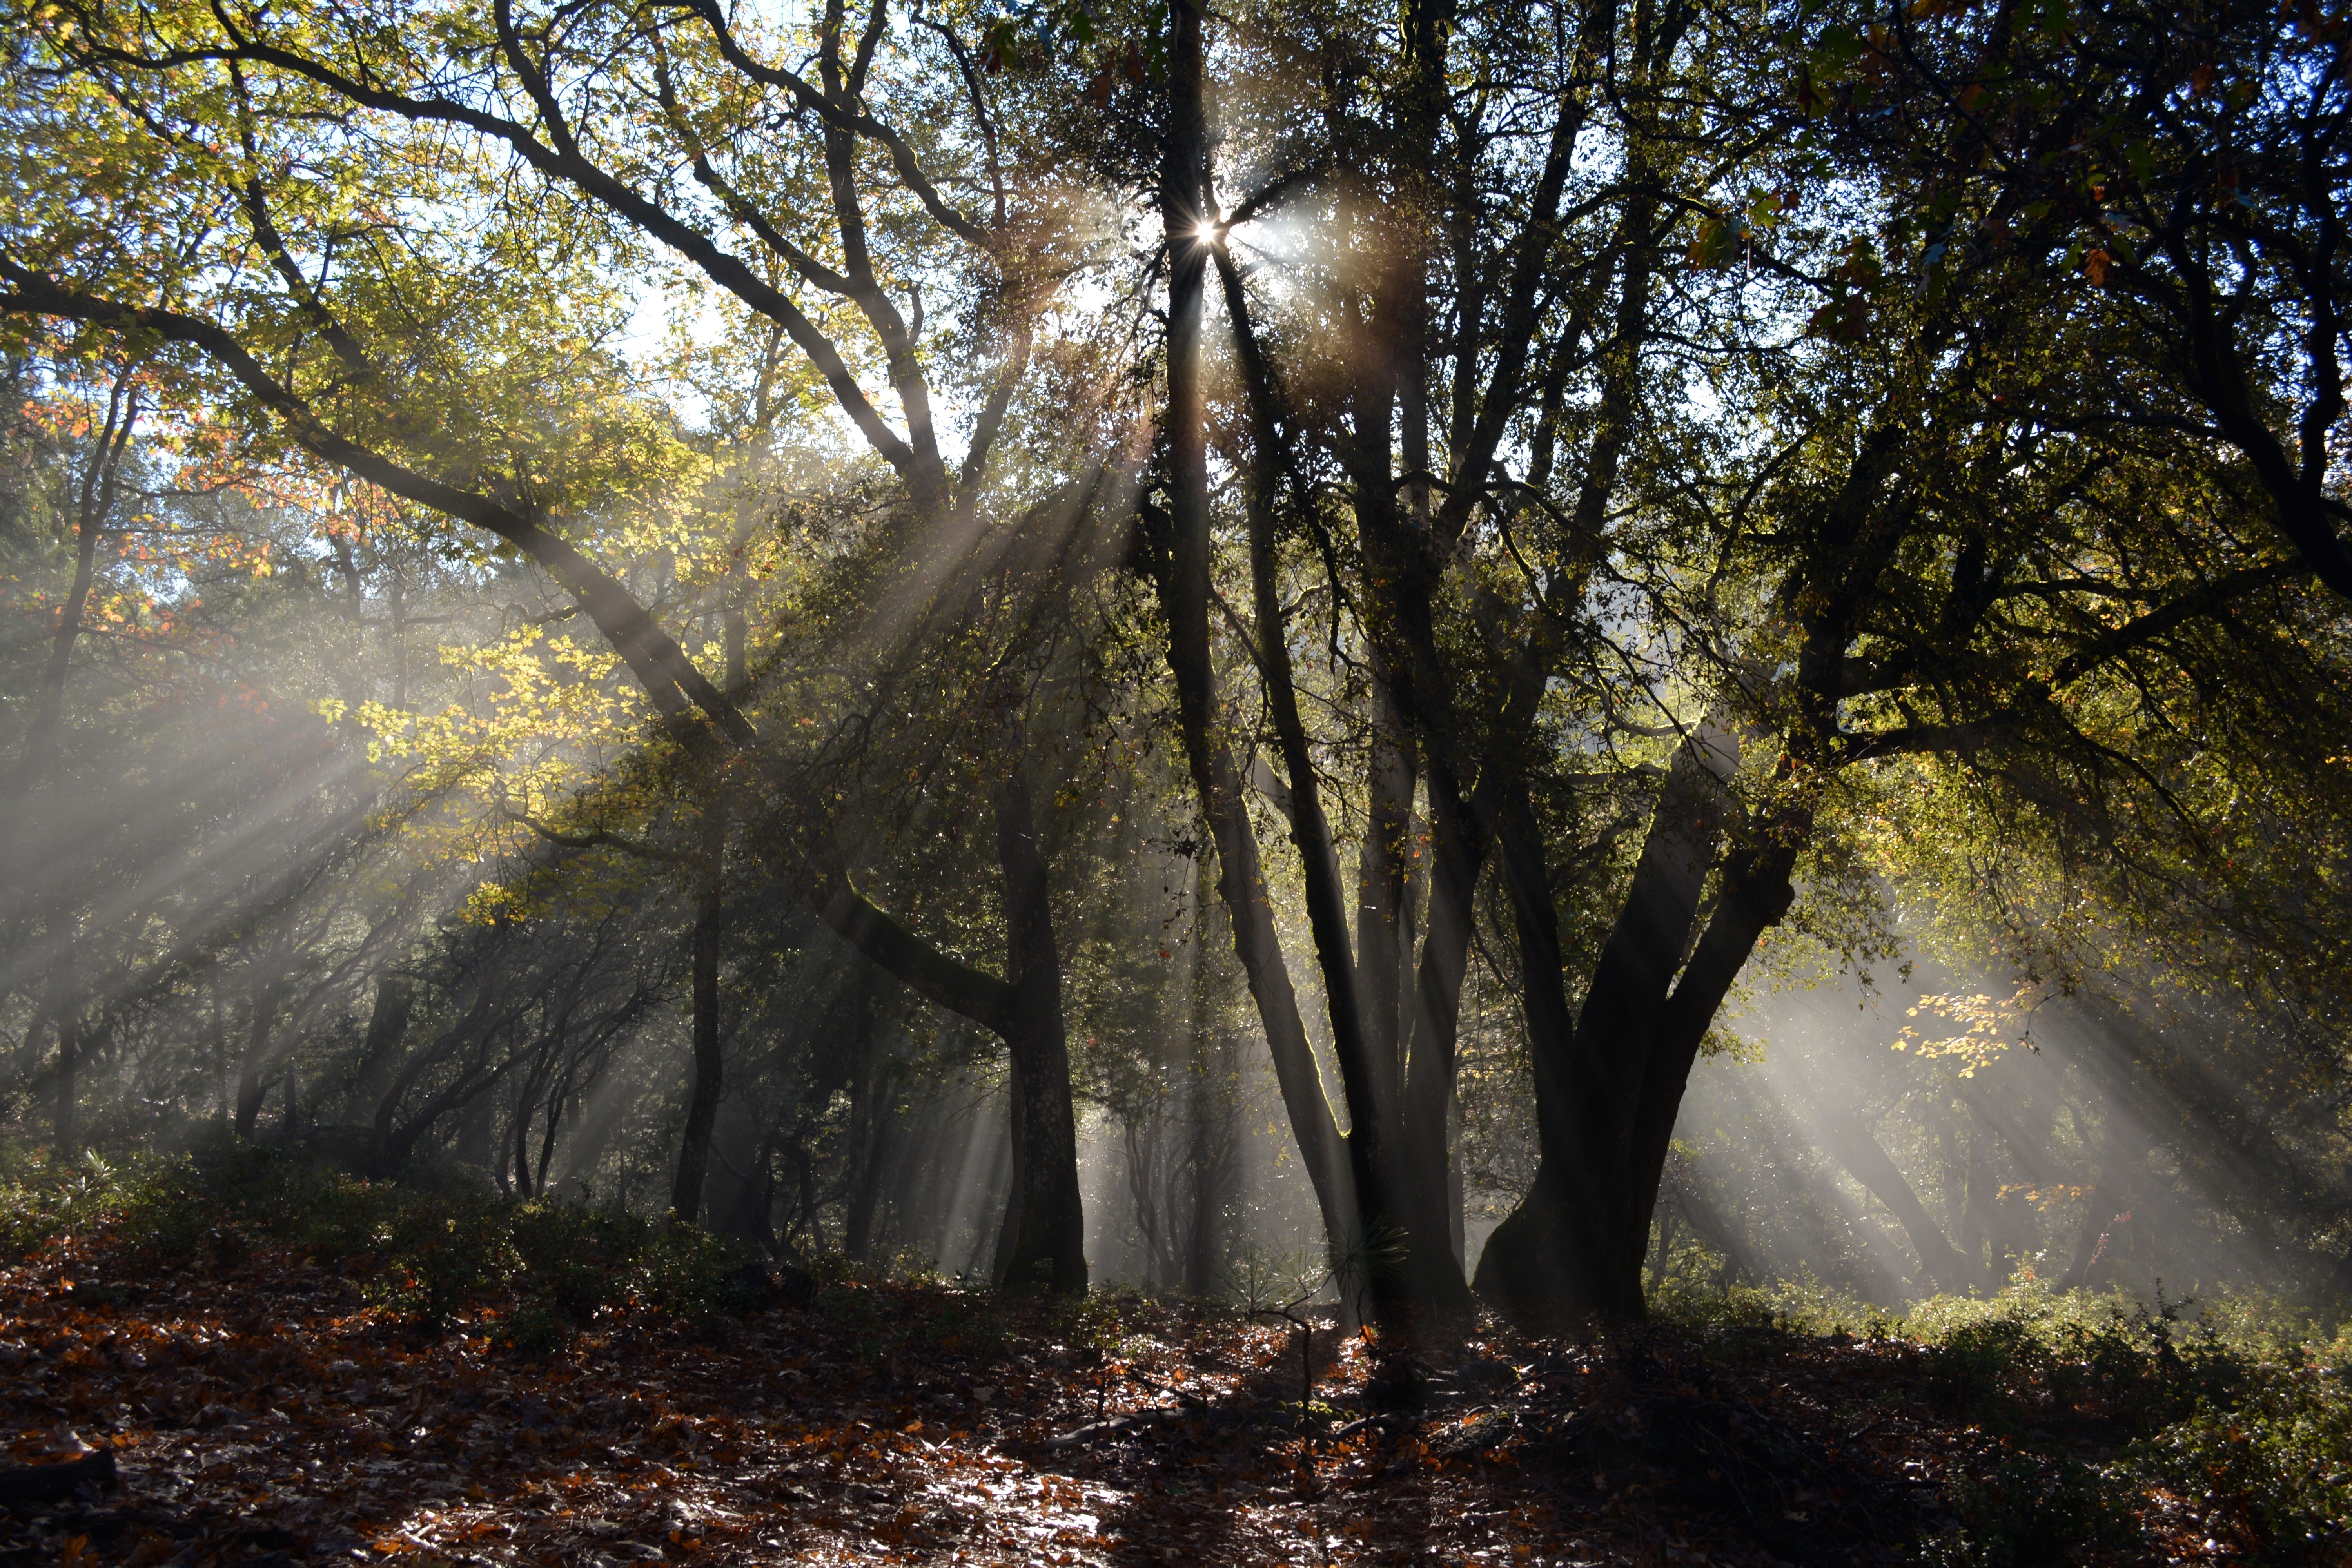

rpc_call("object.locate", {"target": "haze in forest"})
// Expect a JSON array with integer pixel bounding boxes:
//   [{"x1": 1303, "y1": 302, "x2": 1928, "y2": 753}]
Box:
[{"x1": 1, "y1": 0, "x2": 2347, "y2": 1327}]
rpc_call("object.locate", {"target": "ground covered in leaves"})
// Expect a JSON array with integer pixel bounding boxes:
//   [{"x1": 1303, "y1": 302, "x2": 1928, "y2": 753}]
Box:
[{"x1": 4, "y1": 1154, "x2": 2350, "y2": 1566}]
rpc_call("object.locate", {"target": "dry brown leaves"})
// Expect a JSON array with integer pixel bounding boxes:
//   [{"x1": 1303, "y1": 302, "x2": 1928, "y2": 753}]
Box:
[{"x1": 0, "y1": 1227, "x2": 2171, "y2": 1567}]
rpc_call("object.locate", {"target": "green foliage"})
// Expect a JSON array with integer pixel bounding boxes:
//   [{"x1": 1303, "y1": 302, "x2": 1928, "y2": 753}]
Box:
[
  {"x1": 924, "y1": 1294, "x2": 1014, "y2": 1361},
  {"x1": 0, "y1": 1140, "x2": 772, "y2": 1347},
  {"x1": 1659, "y1": 1278, "x2": 2352, "y2": 1563},
  {"x1": 1927, "y1": 1453, "x2": 2144, "y2": 1568},
  {"x1": 2123, "y1": 1370, "x2": 2352, "y2": 1564},
  {"x1": 0, "y1": 1140, "x2": 147, "y2": 1256},
  {"x1": 1924, "y1": 1317, "x2": 2047, "y2": 1416},
  {"x1": 1642, "y1": 1228, "x2": 1739, "y2": 1315}
]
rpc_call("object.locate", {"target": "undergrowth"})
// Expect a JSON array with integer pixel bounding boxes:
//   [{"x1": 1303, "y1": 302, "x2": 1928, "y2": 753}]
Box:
[
  {"x1": 13, "y1": 1139, "x2": 2352, "y2": 1564},
  {"x1": 2, "y1": 1138, "x2": 773, "y2": 1348},
  {"x1": 1655, "y1": 1274, "x2": 2352, "y2": 1565}
]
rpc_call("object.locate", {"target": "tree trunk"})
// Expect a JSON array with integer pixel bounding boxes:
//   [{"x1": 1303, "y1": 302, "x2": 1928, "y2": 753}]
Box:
[
  {"x1": 42, "y1": 913, "x2": 79, "y2": 1159},
  {"x1": 1620, "y1": 835, "x2": 1806, "y2": 1292},
  {"x1": 1818, "y1": 1115, "x2": 1986, "y2": 1296},
  {"x1": 989, "y1": 760, "x2": 1087, "y2": 1292},
  {"x1": 1475, "y1": 725, "x2": 1737, "y2": 1317},
  {"x1": 513, "y1": 1092, "x2": 537, "y2": 1199},
  {"x1": 352, "y1": 977, "x2": 414, "y2": 1115},
  {"x1": 1153, "y1": 0, "x2": 1357, "y2": 1254},
  {"x1": 672, "y1": 618, "x2": 745, "y2": 1223},
  {"x1": 7, "y1": 372, "x2": 135, "y2": 1165},
  {"x1": 670, "y1": 788, "x2": 726, "y2": 1224},
  {"x1": 1394, "y1": 777, "x2": 1487, "y2": 1304},
  {"x1": 1446, "y1": 1080, "x2": 1466, "y2": 1268},
  {"x1": 845, "y1": 1058, "x2": 894, "y2": 1262},
  {"x1": 1182, "y1": 852, "x2": 1232, "y2": 1298},
  {"x1": 234, "y1": 978, "x2": 285, "y2": 1140},
  {"x1": 1185, "y1": 1097, "x2": 1219, "y2": 1298},
  {"x1": 2, "y1": 368, "x2": 135, "y2": 815},
  {"x1": 455, "y1": 1091, "x2": 493, "y2": 1170},
  {"x1": 53, "y1": 1011, "x2": 78, "y2": 1161}
]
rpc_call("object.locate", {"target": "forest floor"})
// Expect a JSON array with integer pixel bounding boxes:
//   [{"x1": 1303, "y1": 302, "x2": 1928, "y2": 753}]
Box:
[{"x1": 3, "y1": 1182, "x2": 2347, "y2": 1567}]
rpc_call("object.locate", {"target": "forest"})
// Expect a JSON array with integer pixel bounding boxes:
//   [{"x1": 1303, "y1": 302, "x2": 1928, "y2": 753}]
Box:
[{"x1": 2, "y1": 0, "x2": 2350, "y2": 1561}]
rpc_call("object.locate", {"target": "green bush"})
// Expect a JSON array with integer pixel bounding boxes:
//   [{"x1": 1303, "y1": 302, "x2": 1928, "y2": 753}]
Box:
[
  {"x1": 925, "y1": 1294, "x2": 1012, "y2": 1360},
  {"x1": 2123, "y1": 1367, "x2": 2352, "y2": 1564},
  {"x1": 0, "y1": 1144, "x2": 148, "y2": 1256},
  {"x1": 1, "y1": 1138, "x2": 775, "y2": 1347},
  {"x1": 493, "y1": 1299, "x2": 577, "y2": 1356},
  {"x1": 1654, "y1": 1274, "x2": 2352, "y2": 1563},
  {"x1": 1926, "y1": 1318, "x2": 2048, "y2": 1416},
  {"x1": 1927, "y1": 1452, "x2": 2144, "y2": 1567}
]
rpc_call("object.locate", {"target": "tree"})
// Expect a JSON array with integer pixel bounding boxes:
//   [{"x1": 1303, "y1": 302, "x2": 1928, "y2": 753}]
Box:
[
  {"x1": 1842, "y1": 0, "x2": 2352, "y2": 601},
  {"x1": 1, "y1": 0, "x2": 1120, "y2": 1289},
  {"x1": 1127, "y1": 0, "x2": 2352, "y2": 1321},
  {"x1": 1, "y1": 357, "x2": 142, "y2": 1154}
]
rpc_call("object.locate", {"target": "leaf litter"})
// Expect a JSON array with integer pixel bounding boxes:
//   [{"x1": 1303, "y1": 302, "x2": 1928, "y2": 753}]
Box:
[{"x1": 0, "y1": 1219, "x2": 2308, "y2": 1566}]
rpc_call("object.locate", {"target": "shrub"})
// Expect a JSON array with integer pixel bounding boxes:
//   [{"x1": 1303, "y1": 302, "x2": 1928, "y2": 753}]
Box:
[
  {"x1": 1926, "y1": 1452, "x2": 2144, "y2": 1567},
  {"x1": 1926, "y1": 1318, "x2": 2047, "y2": 1416},
  {"x1": 0, "y1": 1144, "x2": 146, "y2": 1257},
  {"x1": 2123, "y1": 1366, "x2": 2352, "y2": 1564},
  {"x1": 5, "y1": 1138, "x2": 777, "y2": 1347}
]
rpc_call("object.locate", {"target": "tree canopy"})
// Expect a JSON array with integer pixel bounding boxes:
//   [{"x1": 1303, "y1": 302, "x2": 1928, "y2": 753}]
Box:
[{"x1": 1, "y1": 0, "x2": 2348, "y2": 1343}]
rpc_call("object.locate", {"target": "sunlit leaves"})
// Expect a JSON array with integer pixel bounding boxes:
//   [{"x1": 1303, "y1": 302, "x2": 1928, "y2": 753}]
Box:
[{"x1": 1893, "y1": 984, "x2": 2050, "y2": 1078}]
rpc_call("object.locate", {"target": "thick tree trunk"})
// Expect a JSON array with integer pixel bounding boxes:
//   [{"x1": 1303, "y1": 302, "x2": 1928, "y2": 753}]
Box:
[
  {"x1": 1622, "y1": 835, "x2": 1805, "y2": 1286},
  {"x1": 989, "y1": 762, "x2": 1087, "y2": 1292},
  {"x1": 845, "y1": 1062, "x2": 894, "y2": 1262},
  {"x1": 1357, "y1": 664, "x2": 1415, "y2": 1137},
  {"x1": 1476, "y1": 733, "x2": 1724, "y2": 1313},
  {"x1": 1394, "y1": 779, "x2": 1486, "y2": 1304},
  {"x1": 353, "y1": 977, "x2": 414, "y2": 1111},
  {"x1": 1474, "y1": 723, "x2": 1748, "y2": 1318},
  {"x1": 513, "y1": 1093, "x2": 538, "y2": 1199},
  {"x1": 1352, "y1": 662, "x2": 1473, "y2": 1309}
]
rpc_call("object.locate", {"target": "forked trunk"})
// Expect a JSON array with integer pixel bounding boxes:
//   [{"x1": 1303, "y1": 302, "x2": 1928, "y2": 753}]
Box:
[{"x1": 1475, "y1": 722, "x2": 1802, "y2": 1320}]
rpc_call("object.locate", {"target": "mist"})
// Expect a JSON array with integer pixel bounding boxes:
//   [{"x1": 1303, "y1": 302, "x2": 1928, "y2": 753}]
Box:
[{"x1": 2, "y1": 0, "x2": 2346, "y2": 1337}]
